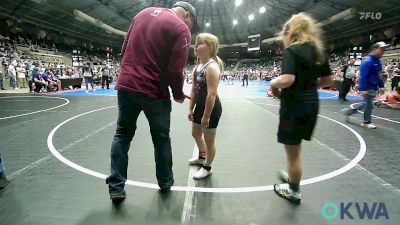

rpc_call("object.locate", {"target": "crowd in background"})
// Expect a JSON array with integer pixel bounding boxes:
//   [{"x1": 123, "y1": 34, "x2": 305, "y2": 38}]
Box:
[
  {"x1": 2, "y1": 32, "x2": 400, "y2": 93},
  {"x1": 0, "y1": 35, "x2": 120, "y2": 92},
  {"x1": 185, "y1": 57, "x2": 283, "y2": 84},
  {"x1": 330, "y1": 57, "x2": 400, "y2": 96},
  {"x1": 184, "y1": 52, "x2": 400, "y2": 92}
]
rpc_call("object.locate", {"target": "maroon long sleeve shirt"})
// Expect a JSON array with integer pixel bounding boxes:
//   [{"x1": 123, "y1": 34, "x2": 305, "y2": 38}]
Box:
[{"x1": 116, "y1": 7, "x2": 191, "y2": 100}]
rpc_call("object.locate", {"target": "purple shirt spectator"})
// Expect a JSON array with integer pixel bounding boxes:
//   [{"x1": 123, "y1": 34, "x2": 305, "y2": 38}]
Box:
[
  {"x1": 42, "y1": 73, "x2": 50, "y2": 82},
  {"x1": 32, "y1": 73, "x2": 42, "y2": 81}
]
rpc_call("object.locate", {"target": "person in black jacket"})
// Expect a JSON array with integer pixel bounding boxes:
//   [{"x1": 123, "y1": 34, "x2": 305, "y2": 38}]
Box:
[
  {"x1": 101, "y1": 65, "x2": 111, "y2": 89},
  {"x1": 338, "y1": 58, "x2": 356, "y2": 102}
]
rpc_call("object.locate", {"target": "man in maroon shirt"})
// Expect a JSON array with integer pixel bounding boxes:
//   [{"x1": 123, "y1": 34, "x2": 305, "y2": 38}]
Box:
[{"x1": 106, "y1": 1, "x2": 199, "y2": 202}]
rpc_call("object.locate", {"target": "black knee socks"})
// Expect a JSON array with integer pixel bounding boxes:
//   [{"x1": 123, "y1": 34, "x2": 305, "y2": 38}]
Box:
[
  {"x1": 203, "y1": 165, "x2": 211, "y2": 171},
  {"x1": 289, "y1": 182, "x2": 300, "y2": 192}
]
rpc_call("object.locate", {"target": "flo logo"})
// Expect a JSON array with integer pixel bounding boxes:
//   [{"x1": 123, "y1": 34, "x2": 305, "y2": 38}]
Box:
[
  {"x1": 322, "y1": 202, "x2": 390, "y2": 220},
  {"x1": 359, "y1": 12, "x2": 382, "y2": 20}
]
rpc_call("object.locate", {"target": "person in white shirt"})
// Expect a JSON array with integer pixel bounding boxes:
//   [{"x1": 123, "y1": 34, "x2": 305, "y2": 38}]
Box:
[
  {"x1": 8, "y1": 60, "x2": 17, "y2": 89},
  {"x1": 83, "y1": 63, "x2": 94, "y2": 90},
  {"x1": 16, "y1": 62, "x2": 27, "y2": 88},
  {"x1": 0, "y1": 58, "x2": 4, "y2": 90}
]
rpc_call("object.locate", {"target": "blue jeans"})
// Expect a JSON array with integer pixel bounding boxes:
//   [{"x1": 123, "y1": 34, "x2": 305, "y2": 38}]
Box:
[
  {"x1": 10, "y1": 76, "x2": 16, "y2": 89},
  {"x1": 84, "y1": 77, "x2": 94, "y2": 89},
  {"x1": 0, "y1": 78, "x2": 3, "y2": 89},
  {"x1": 348, "y1": 90, "x2": 376, "y2": 123},
  {"x1": 106, "y1": 91, "x2": 173, "y2": 195},
  {"x1": 0, "y1": 153, "x2": 4, "y2": 174}
]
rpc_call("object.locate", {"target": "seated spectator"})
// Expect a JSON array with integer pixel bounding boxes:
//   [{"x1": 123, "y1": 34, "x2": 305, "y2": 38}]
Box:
[
  {"x1": 32, "y1": 69, "x2": 47, "y2": 92},
  {"x1": 42, "y1": 69, "x2": 61, "y2": 92}
]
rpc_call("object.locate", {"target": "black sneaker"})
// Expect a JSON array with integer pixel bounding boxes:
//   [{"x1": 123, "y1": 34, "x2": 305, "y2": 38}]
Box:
[
  {"x1": 0, "y1": 172, "x2": 9, "y2": 189},
  {"x1": 159, "y1": 179, "x2": 174, "y2": 194}
]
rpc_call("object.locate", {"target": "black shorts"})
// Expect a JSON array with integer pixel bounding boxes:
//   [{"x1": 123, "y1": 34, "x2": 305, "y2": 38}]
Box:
[
  {"x1": 277, "y1": 103, "x2": 318, "y2": 145},
  {"x1": 193, "y1": 98, "x2": 222, "y2": 129}
]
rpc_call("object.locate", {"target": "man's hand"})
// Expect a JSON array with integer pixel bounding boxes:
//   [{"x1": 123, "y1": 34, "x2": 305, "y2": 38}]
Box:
[
  {"x1": 201, "y1": 116, "x2": 210, "y2": 128},
  {"x1": 174, "y1": 94, "x2": 191, "y2": 103},
  {"x1": 187, "y1": 111, "x2": 194, "y2": 121}
]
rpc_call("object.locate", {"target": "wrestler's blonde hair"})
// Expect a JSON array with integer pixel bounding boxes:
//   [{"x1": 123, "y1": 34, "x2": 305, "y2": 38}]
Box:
[
  {"x1": 196, "y1": 33, "x2": 224, "y2": 71},
  {"x1": 280, "y1": 12, "x2": 326, "y2": 64}
]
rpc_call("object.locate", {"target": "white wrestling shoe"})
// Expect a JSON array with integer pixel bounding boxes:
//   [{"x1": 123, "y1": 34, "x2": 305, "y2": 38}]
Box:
[
  {"x1": 193, "y1": 167, "x2": 212, "y2": 180},
  {"x1": 361, "y1": 123, "x2": 377, "y2": 129},
  {"x1": 188, "y1": 156, "x2": 205, "y2": 166}
]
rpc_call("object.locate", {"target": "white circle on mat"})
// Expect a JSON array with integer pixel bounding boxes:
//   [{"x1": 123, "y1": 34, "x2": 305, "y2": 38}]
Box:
[
  {"x1": 0, "y1": 96, "x2": 70, "y2": 120},
  {"x1": 350, "y1": 102, "x2": 400, "y2": 124},
  {"x1": 47, "y1": 101, "x2": 366, "y2": 193}
]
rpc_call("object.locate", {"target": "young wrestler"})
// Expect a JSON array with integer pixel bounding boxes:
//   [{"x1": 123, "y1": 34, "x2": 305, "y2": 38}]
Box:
[{"x1": 188, "y1": 33, "x2": 223, "y2": 179}]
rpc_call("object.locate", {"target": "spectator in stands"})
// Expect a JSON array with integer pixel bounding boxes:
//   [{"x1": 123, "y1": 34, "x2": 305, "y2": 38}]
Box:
[
  {"x1": 42, "y1": 69, "x2": 60, "y2": 92},
  {"x1": 39, "y1": 64, "x2": 46, "y2": 74},
  {"x1": 386, "y1": 63, "x2": 394, "y2": 79},
  {"x1": 338, "y1": 58, "x2": 356, "y2": 102},
  {"x1": 8, "y1": 59, "x2": 18, "y2": 89},
  {"x1": 242, "y1": 71, "x2": 249, "y2": 87},
  {"x1": 32, "y1": 69, "x2": 47, "y2": 92},
  {"x1": 72, "y1": 67, "x2": 81, "y2": 78},
  {"x1": 391, "y1": 64, "x2": 400, "y2": 91},
  {"x1": 0, "y1": 58, "x2": 4, "y2": 90},
  {"x1": 28, "y1": 63, "x2": 37, "y2": 77},
  {"x1": 92, "y1": 62, "x2": 99, "y2": 78},
  {"x1": 0, "y1": 153, "x2": 8, "y2": 189},
  {"x1": 83, "y1": 63, "x2": 94, "y2": 90},
  {"x1": 381, "y1": 64, "x2": 390, "y2": 88},
  {"x1": 16, "y1": 62, "x2": 27, "y2": 89},
  {"x1": 341, "y1": 42, "x2": 388, "y2": 129},
  {"x1": 227, "y1": 72, "x2": 234, "y2": 85}
]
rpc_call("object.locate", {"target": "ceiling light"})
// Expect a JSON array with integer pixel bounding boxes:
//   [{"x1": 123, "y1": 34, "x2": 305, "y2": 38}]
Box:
[
  {"x1": 233, "y1": 19, "x2": 238, "y2": 25},
  {"x1": 259, "y1": 6, "x2": 266, "y2": 14},
  {"x1": 248, "y1": 14, "x2": 254, "y2": 21},
  {"x1": 235, "y1": 0, "x2": 242, "y2": 7}
]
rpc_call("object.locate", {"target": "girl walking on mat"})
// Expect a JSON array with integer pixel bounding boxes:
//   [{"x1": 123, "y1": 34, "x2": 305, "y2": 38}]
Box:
[{"x1": 270, "y1": 13, "x2": 333, "y2": 204}]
